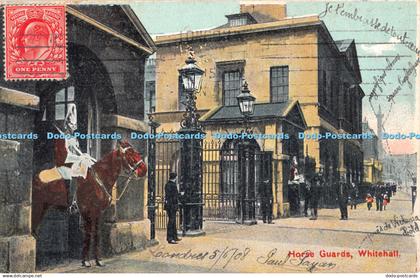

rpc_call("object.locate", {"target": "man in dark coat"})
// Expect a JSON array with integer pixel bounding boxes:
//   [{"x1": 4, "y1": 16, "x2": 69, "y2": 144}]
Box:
[
  {"x1": 309, "y1": 167, "x2": 324, "y2": 220},
  {"x1": 374, "y1": 184, "x2": 384, "y2": 211},
  {"x1": 336, "y1": 175, "x2": 349, "y2": 220},
  {"x1": 303, "y1": 181, "x2": 311, "y2": 217},
  {"x1": 259, "y1": 180, "x2": 274, "y2": 224},
  {"x1": 165, "y1": 172, "x2": 181, "y2": 244},
  {"x1": 349, "y1": 182, "x2": 358, "y2": 210}
]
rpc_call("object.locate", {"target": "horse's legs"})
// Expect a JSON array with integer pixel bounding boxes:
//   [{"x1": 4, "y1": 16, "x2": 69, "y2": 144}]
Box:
[
  {"x1": 82, "y1": 214, "x2": 93, "y2": 264},
  {"x1": 31, "y1": 201, "x2": 48, "y2": 238},
  {"x1": 92, "y1": 216, "x2": 104, "y2": 266}
]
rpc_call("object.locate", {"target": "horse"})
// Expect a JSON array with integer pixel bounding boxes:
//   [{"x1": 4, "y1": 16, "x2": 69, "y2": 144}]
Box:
[{"x1": 31, "y1": 140, "x2": 147, "y2": 267}]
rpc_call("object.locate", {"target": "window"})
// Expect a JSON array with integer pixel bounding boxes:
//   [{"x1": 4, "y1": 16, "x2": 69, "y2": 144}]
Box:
[
  {"x1": 335, "y1": 80, "x2": 340, "y2": 116},
  {"x1": 55, "y1": 86, "x2": 75, "y2": 120},
  {"x1": 320, "y1": 70, "x2": 327, "y2": 105},
  {"x1": 178, "y1": 75, "x2": 187, "y2": 110},
  {"x1": 223, "y1": 71, "x2": 242, "y2": 106},
  {"x1": 329, "y1": 79, "x2": 334, "y2": 111},
  {"x1": 270, "y1": 66, "x2": 289, "y2": 103},
  {"x1": 145, "y1": 81, "x2": 156, "y2": 114},
  {"x1": 343, "y1": 83, "x2": 349, "y2": 120},
  {"x1": 229, "y1": 17, "x2": 248, "y2": 27}
]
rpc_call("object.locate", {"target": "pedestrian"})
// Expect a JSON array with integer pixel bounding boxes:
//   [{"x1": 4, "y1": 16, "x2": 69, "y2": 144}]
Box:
[
  {"x1": 374, "y1": 184, "x2": 384, "y2": 211},
  {"x1": 164, "y1": 172, "x2": 181, "y2": 244},
  {"x1": 309, "y1": 167, "x2": 323, "y2": 220},
  {"x1": 259, "y1": 180, "x2": 274, "y2": 224},
  {"x1": 365, "y1": 193, "x2": 374, "y2": 211},
  {"x1": 336, "y1": 175, "x2": 349, "y2": 220},
  {"x1": 288, "y1": 156, "x2": 301, "y2": 215},
  {"x1": 303, "y1": 181, "x2": 311, "y2": 217},
  {"x1": 349, "y1": 182, "x2": 358, "y2": 210},
  {"x1": 383, "y1": 194, "x2": 389, "y2": 210}
]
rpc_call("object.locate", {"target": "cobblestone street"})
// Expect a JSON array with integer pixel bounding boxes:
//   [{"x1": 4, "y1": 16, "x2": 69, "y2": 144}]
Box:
[{"x1": 45, "y1": 191, "x2": 417, "y2": 273}]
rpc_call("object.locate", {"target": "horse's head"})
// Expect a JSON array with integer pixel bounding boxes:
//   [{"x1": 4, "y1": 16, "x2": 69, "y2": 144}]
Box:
[{"x1": 118, "y1": 140, "x2": 147, "y2": 177}]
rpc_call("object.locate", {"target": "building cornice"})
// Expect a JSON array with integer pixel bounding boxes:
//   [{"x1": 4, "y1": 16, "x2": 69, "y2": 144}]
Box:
[
  {"x1": 0, "y1": 87, "x2": 39, "y2": 110},
  {"x1": 156, "y1": 15, "x2": 321, "y2": 45},
  {"x1": 67, "y1": 6, "x2": 154, "y2": 55}
]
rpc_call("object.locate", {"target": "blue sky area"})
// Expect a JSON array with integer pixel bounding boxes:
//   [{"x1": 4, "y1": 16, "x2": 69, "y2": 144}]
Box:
[{"x1": 132, "y1": 1, "x2": 417, "y2": 154}]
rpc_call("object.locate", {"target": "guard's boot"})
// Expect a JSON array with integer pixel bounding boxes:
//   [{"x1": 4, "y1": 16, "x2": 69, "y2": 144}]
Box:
[
  {"x1": 82, "y1": 260, "x2": 92, "y2": 267},
  {"x1": 95, "y1": 259, "x2": 105, "y2": 267},
  {"x1": 309, "y1": 209, "x2": 317, "y2": 220}
]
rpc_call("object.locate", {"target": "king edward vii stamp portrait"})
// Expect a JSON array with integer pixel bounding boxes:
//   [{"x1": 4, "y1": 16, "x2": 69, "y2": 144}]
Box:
[{"x1": 5, "y1": 6, "x2": 67, "y2": 80}]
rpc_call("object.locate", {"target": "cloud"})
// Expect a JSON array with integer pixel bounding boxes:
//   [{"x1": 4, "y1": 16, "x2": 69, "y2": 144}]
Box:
[{"x1": 360, "y1": 37, "x2": 399, "y2": 55}]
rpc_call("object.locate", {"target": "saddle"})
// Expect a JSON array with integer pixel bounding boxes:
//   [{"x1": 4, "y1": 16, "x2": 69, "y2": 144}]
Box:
[{"x1": 39, "y1": 167, "x2": 62, "y2": 183}]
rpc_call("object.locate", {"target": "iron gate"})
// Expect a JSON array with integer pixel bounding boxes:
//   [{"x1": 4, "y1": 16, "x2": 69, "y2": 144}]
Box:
[
  {"x1": 202, "y1": 140, "x2": 273, "y2": 222},
  {"x1": 153, "y1": 138, "x2": 273, "y2": 228}
]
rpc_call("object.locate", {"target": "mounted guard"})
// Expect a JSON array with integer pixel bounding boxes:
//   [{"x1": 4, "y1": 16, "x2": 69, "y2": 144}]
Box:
[
  {"x1": 38, "y1": 103, "x2": 96, "y2": 212},
  {"x1": 55, "y1": 103, "x2": 96, "y2": 181}
]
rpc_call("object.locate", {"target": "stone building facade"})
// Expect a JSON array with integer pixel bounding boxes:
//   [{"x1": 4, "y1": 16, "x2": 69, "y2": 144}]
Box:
[
  {"x1": 153, "y1": 3, "x2": 364, "y2": 214},
  {"x1": 0, "y1": 5, "x2": 155, "y2": 272}
]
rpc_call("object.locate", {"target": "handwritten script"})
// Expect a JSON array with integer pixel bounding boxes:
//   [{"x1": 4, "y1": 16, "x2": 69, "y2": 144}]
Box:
[{"x1": 149, "y1": 246, "x2": 337, "y2": 272}]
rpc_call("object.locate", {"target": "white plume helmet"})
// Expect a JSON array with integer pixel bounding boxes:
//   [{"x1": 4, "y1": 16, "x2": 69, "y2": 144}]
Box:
[
  {"x1": 292, "y1": 156, "x2": 298, "y2": 167},
  {"x1": 64, "y1": 103, "x2": 77, "y2": 132}
]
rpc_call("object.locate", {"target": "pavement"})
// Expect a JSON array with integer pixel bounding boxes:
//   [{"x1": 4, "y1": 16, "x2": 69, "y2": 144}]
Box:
[{"x1": 43, "y1": 191, "x2": 417, "y2": 273}]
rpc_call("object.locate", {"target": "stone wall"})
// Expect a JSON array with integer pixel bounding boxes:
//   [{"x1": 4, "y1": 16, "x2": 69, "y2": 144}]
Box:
[{"x1": 0, "y1": 103, "x2": 37, "y2": 272}]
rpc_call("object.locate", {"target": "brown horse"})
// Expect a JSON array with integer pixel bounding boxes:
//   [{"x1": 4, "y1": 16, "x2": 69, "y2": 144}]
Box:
[{"x1": 32, "y1": 140, "x2": 147, "y2": 267}]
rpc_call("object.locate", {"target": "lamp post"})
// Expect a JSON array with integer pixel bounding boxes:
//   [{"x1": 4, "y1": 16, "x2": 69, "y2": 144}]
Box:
[
  {"x1": 147, "y1": 114, "x2": 160, "y2": 241},
  {"x1": 236, "y1": 81, "x2": 256, "y2": 131},
  {"x1": 178, "y1": 47, "x2": 205, "y2": 236},
  {"x1": 236, "y1": 80, "x2": 257, "y2": 225}
]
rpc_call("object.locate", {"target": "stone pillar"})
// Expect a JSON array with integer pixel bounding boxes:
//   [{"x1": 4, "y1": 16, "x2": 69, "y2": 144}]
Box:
[
  {"x1": 0, "y1": 140, "x2": 36, "y2": 272},
  {"x1": 99, "y1": 114, "x2": 151, "y2": 256},
  {"x1": 0, "y1": 89, "x2": 38, "y2": 272}
]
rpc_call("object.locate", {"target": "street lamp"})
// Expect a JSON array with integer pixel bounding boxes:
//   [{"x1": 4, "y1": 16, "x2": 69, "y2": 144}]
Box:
[
  {"x1": 178, "y1": 47, "x2": 205, "y2": 236},
  {"x1": 236, "y1": 81, "x2": 256, "y2": 130},
  {"x1": 236, "y1": 79, "x2": 257, "y2": 225},
  {"x1": 147, "y1": 113, "x2": 160, "y2": 241}
]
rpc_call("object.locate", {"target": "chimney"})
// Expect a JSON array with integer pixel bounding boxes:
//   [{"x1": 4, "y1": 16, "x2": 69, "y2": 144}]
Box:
[{"x1": 240, "y1": 3, "x2": 287, "y2": 21}]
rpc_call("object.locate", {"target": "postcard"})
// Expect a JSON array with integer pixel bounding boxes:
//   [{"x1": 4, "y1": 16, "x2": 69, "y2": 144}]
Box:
[{"x1": 0, "y1": 0, "x2": 418, "y2": 275}]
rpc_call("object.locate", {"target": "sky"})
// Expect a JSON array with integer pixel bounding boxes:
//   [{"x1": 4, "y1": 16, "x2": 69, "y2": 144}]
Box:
[{"x1": 132, "y1": 1, "x2": 417, "y2": 155}]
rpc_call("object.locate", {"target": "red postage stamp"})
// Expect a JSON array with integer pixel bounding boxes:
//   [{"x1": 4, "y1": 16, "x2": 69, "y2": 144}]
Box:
[{"x1": 4, "y1": 6, "x2": 67, "y2": 80}]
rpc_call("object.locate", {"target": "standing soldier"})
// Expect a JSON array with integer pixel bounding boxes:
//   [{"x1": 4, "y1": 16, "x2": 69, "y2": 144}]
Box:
[
  {"x1": 336, "y1": 175, "x2": 349, "y2": 220},
  {"x1": 288, "y1": 156, "x2": 301, "y2": 215},
  {"x1": 309, "y1": 167, "x2": 324, "y2": 220},
  {"x1": 164, "y1": 172, "x2": 181, "y2": 244},
  {"x1": 259, "y1": 180, "x2": 274, "y2": 224}
]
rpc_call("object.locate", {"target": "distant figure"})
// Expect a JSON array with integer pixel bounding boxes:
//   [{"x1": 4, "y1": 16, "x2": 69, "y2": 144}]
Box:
[
  {"x1": 164, "y1": 172, "x2": 181, "y2": 244},
  {"x1": 303, "y1": 181, "x2": 311, "y2": 217},
  {"x1": 337, "y1": 175, "x2": 349, "y2": 220},
  {"x1": 375, "y1": 184, "x2": 384, "y2": 211},
  {"x1": 336, "y1": 176, "x2": 349, "y2": 220},
  {"x1": 383, "y1": 194, "x2": 389, "y2": 210},
  {"x1": 349, "y1": 182, "x2": 358, "y2": 210},
  {"x1": 365, "y1": 193, "x2": 374, "y2": 211},
  {"x1": 309, "y1": 167, "x2": 324, "y2": 220},
  {"x1": 288, "y1": 156, "x2": 301, "y2": 215},
  {"x1": 259, "y1": 180, "x2": 274, "y2": 224}
]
